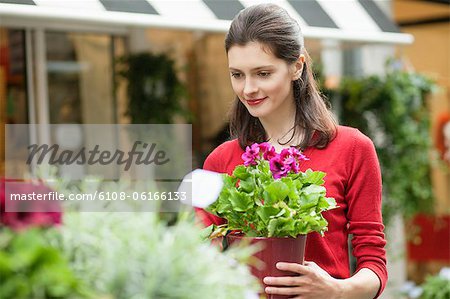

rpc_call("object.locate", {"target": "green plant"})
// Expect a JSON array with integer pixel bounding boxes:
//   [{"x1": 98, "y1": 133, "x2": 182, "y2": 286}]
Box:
[
  {"x1": 399, "y1": 268, "x2": 450, "y2": 299},
  {"x1": 0, "y1": 228, "x2": 90, "y2": 299},
  {"x1": 117, "y1": 52, "x2": 190, "y2": 124},
  {"x1": 329, "y1": 67, "x2": 435, "y2": 224},
  {"x1": 28, "y1": 169, "x2": 259, "y2": 298},
  {"x1": 206, "y1": 142, "x2": 336, "y2": 238},
  {"x1": 46, "y1": 212, "x2": 258, "y2": 299},
  {"x1": 420, "y1": 269, "x2": 450, "y2": 299}
]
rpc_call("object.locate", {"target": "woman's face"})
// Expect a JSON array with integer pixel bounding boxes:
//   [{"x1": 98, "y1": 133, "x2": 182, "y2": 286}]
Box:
[{"x1": 227, "y1": 42, "x2": 302, "y2": 120}]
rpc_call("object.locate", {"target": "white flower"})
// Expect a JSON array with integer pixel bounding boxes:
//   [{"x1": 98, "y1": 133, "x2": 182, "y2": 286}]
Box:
[
  {"x1": 399, "y1": 281, "x2": 417, "y2": 294},
  {"x1": 409, "y1": 286, "x2": 423, "y2": 299},
  {"x1": 439, "y1": 267, "x2": 450, "y2": 280}
]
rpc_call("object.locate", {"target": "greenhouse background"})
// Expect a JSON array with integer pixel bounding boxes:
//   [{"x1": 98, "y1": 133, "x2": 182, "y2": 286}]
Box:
[{"x1": 0, "y1": 0, "x2": 449, "y2": 298}]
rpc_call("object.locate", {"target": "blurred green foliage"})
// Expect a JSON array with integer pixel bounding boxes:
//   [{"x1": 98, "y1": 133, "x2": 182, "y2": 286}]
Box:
[
  {"x1": 420, "y1": 271, "x2": 450, "y2": 299},
  {"x1": 318, "y1": 64, "x2": 436, "y2": 225},
  {"x1": 117, "y1": 52, "x2": 191, "y2": 124},
  {"x1": 48, "y1": 212, "x2": 258, "y2": 299},
  {"x1": 0, "y1": 228, "x2": 90, "y2": 299}
]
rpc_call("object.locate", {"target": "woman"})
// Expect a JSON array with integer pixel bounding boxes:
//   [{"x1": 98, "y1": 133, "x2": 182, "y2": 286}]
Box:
[{"x1": 196, "y1": 4, "x2": 387, "y2": 299}]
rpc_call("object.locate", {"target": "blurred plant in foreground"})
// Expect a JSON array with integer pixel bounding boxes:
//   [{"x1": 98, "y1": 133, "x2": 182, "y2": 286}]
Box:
[
  {"x1": 48, "y1": 212, "x2": 258, "y2": 299},
  {"x1": 399, "y1": 267, "x2": 450, "y2": 299}
]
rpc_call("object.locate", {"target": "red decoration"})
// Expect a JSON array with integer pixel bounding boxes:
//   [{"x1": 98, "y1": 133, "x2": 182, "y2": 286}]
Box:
[
  {"x1": 435, "y1": 112, "x2": 450, "y2": 164},
  {"x1": 407, "y1": 214, "x2": 450, "y2": 262}
]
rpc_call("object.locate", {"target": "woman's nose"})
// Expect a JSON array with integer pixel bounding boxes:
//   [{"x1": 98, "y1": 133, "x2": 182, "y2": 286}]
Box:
[{"x1": 243, "y1": 78, "x2": 258, "y2": 95}]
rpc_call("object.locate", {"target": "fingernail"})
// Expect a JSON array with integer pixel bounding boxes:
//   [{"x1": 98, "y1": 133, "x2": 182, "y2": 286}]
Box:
[{"x1": 263, "y1": 277, "x2": 271, "y2": 283}]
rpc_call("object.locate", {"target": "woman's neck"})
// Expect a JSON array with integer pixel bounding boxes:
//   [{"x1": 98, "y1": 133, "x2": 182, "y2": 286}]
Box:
[{"x1": 259, "y1": 110, "x2": 303, "y2": 152}]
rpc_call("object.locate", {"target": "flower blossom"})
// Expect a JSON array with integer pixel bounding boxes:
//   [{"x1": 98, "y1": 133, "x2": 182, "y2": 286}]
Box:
[
  {"x1": 1, "y1": 178, "x2": 62, "y2": 231},
  {"x1": 242, "y1": 143, "x2": 260, "y2": 166},
  {"x1": 258, "y1": 142, "x2": 277, "y2": 160},
  {"x1": 269, "y1": 156, "x2": 290, "y2": 179},
  {"x1": 242, "y1": 143, "x2": 309, "y2": 179}
]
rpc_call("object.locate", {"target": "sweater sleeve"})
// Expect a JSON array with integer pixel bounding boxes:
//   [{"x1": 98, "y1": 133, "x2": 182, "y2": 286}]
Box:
[
  {"x1": 345, "y1": 131, "x2": 387, "y2": 298},
  {"x1": 194, "y1": 147, "x2": 227, "y2": 227}
]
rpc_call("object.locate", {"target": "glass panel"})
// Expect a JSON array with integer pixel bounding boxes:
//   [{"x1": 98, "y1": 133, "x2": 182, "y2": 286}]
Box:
[
  {"x1": 113, "y1": 35, "x2": 128, "y2": 124},
  {"x1": 46, "y1": 32, "x2": 116, "y2": 124},
  {"x1": 0, "y1": 28, "x2": 29, "y2": 175},
  {"x1": 0, "y1": 28, "x2": 28, "y2": 124}
]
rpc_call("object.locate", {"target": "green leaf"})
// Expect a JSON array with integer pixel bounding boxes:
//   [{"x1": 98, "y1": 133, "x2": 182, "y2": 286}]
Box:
[
  {"x1": 256, "y1": 207, "x2": 280, "y2": 224},
  {"x1": 200, "y1": 224, "x2": 215, "y2": 240},
  {"x1": 317, "y1": 197, "x2": 337, "y2": 211},
  {"x1": 267, "y1": 219, "x2": 278, "y2": 237},
  {"x1": 302, "y1": 169, "x2": 326, "y2": 185},
  {"x1": 216, "y1": 196, "x2": 232, "y2": 214},
  {"x1": 239, "y1": 178, "x2": 255, "y2": 193},
  {"x1": 263, "y1": 181, "x2": 289, "y2": 205},
  {"x1": 229, "y1": 189, "x2": 253, "y2": 212},
  {"x1": 299, "y1": 185, "x2": 326, "y2": 210},
  {"x1": 223, "y1": 174, "x2": 238, "y2": 188},
  {"x1": 233, "y1": 165, "x2": 251, "y2": 180}
]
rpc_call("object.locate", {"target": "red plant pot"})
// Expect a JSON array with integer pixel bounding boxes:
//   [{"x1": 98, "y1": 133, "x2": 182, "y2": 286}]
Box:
[{"x1": 226, "y1": 233, "x2": 307, "y2": 299}]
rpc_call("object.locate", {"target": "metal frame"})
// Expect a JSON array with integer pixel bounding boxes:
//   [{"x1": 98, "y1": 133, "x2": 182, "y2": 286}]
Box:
[
  {"x1": 2, "y1": 15, "x2": 126, "y2": 146},
  {"x1": 0, "y1": 2, "x2": 413, "y2": 44}
]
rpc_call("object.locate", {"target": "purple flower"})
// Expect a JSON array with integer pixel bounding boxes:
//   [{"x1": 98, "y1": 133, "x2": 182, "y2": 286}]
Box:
[
  {"x1": 279, "y1": 147, "x2": 309, "y2": 175},
  {"x1": 286, "y1": 147, "x2": 308, "y2": 161},
  {"x1": 242, "y1": 143, "x2": 309, "y2": 177},
  {"x1": 259, "y1": 142, "x2": 277, "y2": 160},
  {"x1": 242, "y1": 143, "x2": 260, "y2": 166},
  {"x1": 269, "y1": 156, "x2": 289, "y2": 179}
]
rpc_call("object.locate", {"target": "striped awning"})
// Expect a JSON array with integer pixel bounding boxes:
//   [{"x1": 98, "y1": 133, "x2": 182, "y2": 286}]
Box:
[{"x1": 0, "y1": 0, "x2": 413, "y2": 44}]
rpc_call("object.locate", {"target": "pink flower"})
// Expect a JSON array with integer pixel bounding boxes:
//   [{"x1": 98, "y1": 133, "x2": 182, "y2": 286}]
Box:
[
  {"x1": 269, "y1": 156, "x2": 289, "y2": 179},
  {"x1": 259, "y1": 142, "x2": 277, "y2": 160},
  {"x1": 242, "y1": 143, "x2": 260, "y2": 166},
  {"x1": 1, "y1": 178, "x2": 62, "y2": 231},
  {"x1": 241, "y1": 143, "x2": 309, "y2": 179},
  {"x1": 287, "y1": 147, "x2": 309, "y2": 162}
]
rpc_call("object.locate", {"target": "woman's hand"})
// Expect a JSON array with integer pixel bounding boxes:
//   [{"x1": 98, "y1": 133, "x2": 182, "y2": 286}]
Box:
[{"x1": 263, "y1": 261, "x2": 344, "y2": 299}]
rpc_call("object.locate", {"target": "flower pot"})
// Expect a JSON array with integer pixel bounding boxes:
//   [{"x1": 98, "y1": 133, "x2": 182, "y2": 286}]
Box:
[{"x1": 226, "y1": 233, "x2": 307, "y2": 299}]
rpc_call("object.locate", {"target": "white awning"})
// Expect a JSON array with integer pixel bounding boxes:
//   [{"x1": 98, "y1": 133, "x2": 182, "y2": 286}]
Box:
[{"x1": 0, "y1": 0, "x2": 413, "y2": 44}]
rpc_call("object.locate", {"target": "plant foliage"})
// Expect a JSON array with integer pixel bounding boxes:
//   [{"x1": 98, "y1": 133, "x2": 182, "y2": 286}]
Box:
[
  {"x1": 206, "y1": 143, "x2": 336, "y2": 238},
  {"x1": 0, "y1": 228, "x2": 89, "y2": 299},
  {"x1": 420, "y1": 270, "x2": 450, "y2": 299},
  {"x1": 46, "y1": 212, "x2": 258, "y2": 299},
  {"x1": 118, "y1": 52, "x2": 190, "y2": 124},
  {"x1": 328, "y1": 68, "x2": 435, "y2": 224}
]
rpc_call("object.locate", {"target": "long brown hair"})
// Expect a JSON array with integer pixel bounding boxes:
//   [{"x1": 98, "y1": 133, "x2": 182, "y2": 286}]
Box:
[{"x1": 225, "y1": 4, "x2": 337, "y2": 150}]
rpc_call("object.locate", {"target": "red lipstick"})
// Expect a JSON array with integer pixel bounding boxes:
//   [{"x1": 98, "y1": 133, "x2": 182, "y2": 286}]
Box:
[{"x1": 246, "y1": 97, "x2": 267, "y2": 106}]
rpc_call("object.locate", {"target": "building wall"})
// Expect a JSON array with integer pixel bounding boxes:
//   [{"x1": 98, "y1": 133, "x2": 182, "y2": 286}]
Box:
[
  {"x1": 193, "y1": 33, "x2": 234, "y2": 152},
  {"x1": 394, "y1": 5, "x2": 450, "y2": 216},
  {"x1": 393, "y1": 0, "x2": 450, "y2": 283},
  {"x1": 0, "y1": 67, "x2": 4, "y2": 175}
]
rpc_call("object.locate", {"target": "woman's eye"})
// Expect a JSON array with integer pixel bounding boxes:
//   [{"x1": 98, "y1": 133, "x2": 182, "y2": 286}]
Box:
[
  {"x1": 258, "y1": 72, "x2": 271, "y2": 77},
  {"x1": 231, "y1": 72, "x2": 242, "y2": 78}
]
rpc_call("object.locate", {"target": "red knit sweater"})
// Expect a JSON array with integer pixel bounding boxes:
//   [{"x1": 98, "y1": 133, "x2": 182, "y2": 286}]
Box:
[{"x1": 196, "y1": 126, "x2": 387, "y2": 297}]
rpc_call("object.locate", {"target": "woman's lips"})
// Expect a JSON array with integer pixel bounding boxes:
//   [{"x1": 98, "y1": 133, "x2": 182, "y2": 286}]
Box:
[{"x1": 246, "y1": 97, "x2": 267, "y2": 106}]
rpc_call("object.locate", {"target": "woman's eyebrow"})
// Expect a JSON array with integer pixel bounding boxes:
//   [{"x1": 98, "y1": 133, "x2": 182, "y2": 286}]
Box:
[{"x1": 229, "y1": 65, "x2": 275, "y2": 71}]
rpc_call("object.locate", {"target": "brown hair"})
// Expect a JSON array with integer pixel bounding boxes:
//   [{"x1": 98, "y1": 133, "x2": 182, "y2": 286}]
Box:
[{"x1": 225, "y1": 3, "x2": 337, "y2": 150}]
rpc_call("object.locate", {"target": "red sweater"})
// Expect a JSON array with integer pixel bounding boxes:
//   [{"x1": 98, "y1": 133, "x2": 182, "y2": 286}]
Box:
[{"x1": 196, "y1": 126, "x2": 387, "y2": 297}]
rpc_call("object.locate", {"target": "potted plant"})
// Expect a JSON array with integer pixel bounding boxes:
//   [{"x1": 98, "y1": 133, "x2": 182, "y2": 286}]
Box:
[
  {"x1": 205, "y1": 142, "x2": 336, "y2": 298},
  {"x1": 117, "y1": 52, "x2": 191, "y2": 124}
]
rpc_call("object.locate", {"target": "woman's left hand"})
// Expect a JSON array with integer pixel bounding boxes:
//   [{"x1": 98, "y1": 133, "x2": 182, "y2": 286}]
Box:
[{"x1": 263, "y1": 261, "x2": 344, "y2": 299}]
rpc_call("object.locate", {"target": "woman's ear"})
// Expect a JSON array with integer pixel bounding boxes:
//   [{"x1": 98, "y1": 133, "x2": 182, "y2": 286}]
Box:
[{"x1": 292, "y1": 54, "x2": 306, "y2": 80}]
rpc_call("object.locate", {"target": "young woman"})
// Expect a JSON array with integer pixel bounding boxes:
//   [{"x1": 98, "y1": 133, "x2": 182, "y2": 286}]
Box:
[{"x1": 196, "y1": 4, "x2": 387, "y2": 299}]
